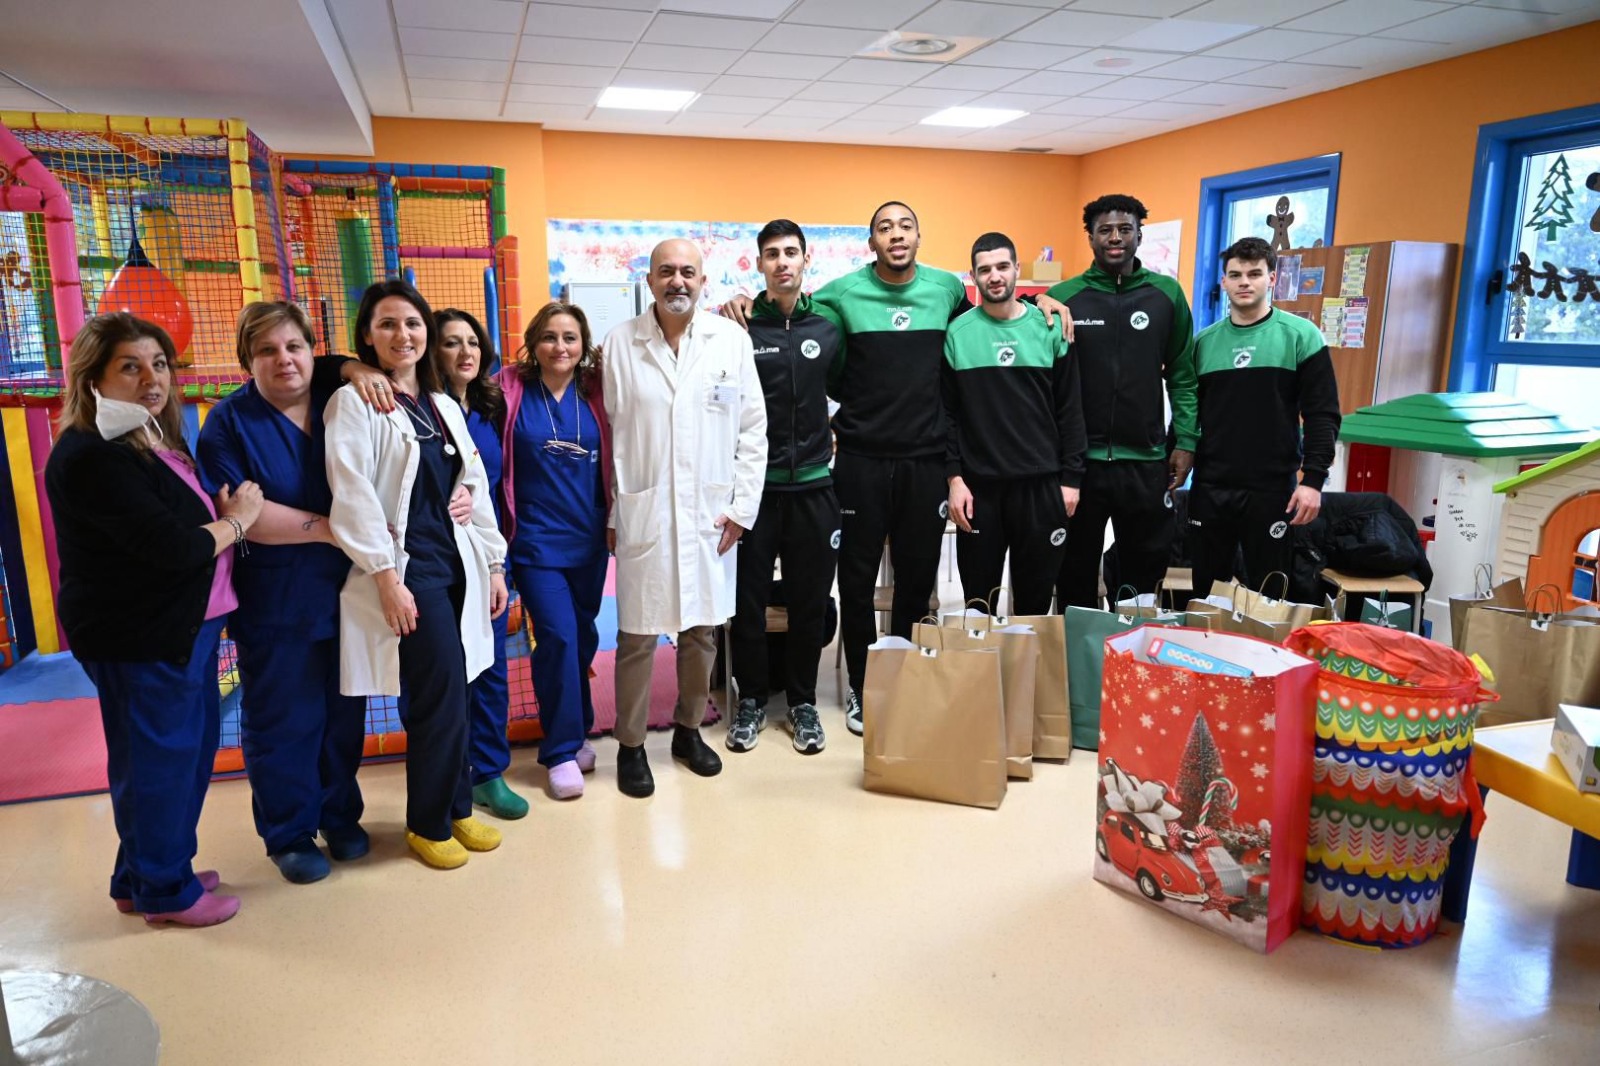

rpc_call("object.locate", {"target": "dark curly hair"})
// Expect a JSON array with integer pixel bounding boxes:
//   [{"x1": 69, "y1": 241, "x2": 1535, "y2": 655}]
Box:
[
  {"x1": 1082, "y1": 194, "x2": 1149, "y2": 233},
  {"x1": 435, "y1": 308, "x2": 507, "y2": 433}
]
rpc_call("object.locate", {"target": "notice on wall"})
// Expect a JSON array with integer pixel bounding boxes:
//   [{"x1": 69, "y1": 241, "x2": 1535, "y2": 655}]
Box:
[
  {"x1": 1298, "y1": 266, "x2": 1325, "y2": 296},
  {"x1": 1341, "y1": 296, "x2": 1369, "y2": 348},
  {"x1": 1320, "y1": 297, "x2": 1347, "y2": 347},
  {"x1": 1340, "y1": 246, "x2": 1371, "y2": 297},
  {"x1": 1274, "y1": 254, "x2": 1301, "y2": 301}
]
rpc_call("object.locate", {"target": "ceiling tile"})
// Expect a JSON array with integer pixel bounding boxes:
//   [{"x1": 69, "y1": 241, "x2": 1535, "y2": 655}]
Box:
[
  {"x1": 1221, "y1": 61, "x2": 1355, "y2": 87},
  {"x1": 689, "y1": 93, "x2": 781, "y2": 114},
  {"x1": 1390, "y1": 5, "x2": 1566, "y2": 44},
  {"x1": 1051, "y1": 49, "x2": 1177, "y2": 75},
  {"x1": 744, "y1": 114, "x2": 835, "y2": 133},
  {"x1": 1472, "y1": 0, "x2": 1600, "y2": 12},
  {"x1": 767, "y1": 98, "x2": 861, "y2": 118},
  {"x1": 1038, "y1": 95, "x2": 1137, "y2": 117},
  {"x1": 1292, "y1": 36, "x2": 1455, "y2": 68},
  {"x1": 1069, "y1": 0, "x2": 1207, "y2": 14},
  {"x1": 663, "y1": 0, "x2": 795, "y2": 16},
  {"x1": 958, "y1": 41, "x2": 1090, "y2": 67},
  {"x1": 827, "y1": 58, "x2": 935, "y2": 84},
  {"x1": 1166, "y1": 81, "x2": 1285, "y2": 104},
  {"x1": 404, "y1": 55, "x2": 512, "y2": 81},
  {"x1": 1009, "y1": 11, "x2": 1159, "y2": 46},
  {"x1": 970, "y1": 91, "x2": 1067, "y2": 110},
  {"x1": 756, "y1": 24, "x2": 884, "y2": 56},
  {"x1": 1144, "y1": 54, "x2": 1267, "y2": 80},
  {"x1": 1109, "y1": 18, "x2": 1258, "y2": 52},
  {"x1": 525, "y1": 4, "x2": 653, "y2": 42},
  {"x1": 726, "y1": 52, "x2": 841, "y2": 79},
  {"x1": 626, "y1": 43, "x2": 743, "y2": 73},
  {"x1": 901, "y1": 1, "x2": 1050, "y2": 38},
  {"x1": 1283, "y1": 0, "x2": 1455, "y2": 35},
  {"x1": 666, "y1": 112, "x2": 750, "y2": 130},
  {"x1": 1205, "y1": 29, "x2": 1354, "y2": 61},
  {"x1": 1004, "y1": 70, "x2": 1122, "y2": 95},
  {"x1": 706, "y1": 74, "x2": 814, "y2": 97},
  {"x1": 517, "y1": 37, "x2": 632, "y2": 67},
  {"x1": 1071, "y1": 116, "x2": 1168, "y2": 133},
  {"x1": 786, "y1": 0, "x2": 931, "y2": 30},
  {"x1": 609, "y1": 69, "x2": 718, "y2": 91},
  {"x1": 410, "y1": 97, "x2": 505, "y2": 120},
  {"x1": 878, "y1": 86, "x2": 983, "y2": 107},
  {"x1": 1179, "y1": 0, "x2": 1331, "y2": 22},
  {"x1": 912, "y1": 64, "x2": 1021, "y2": 90},
  {"x1": 400, "y1": 27, "x2": 518, "y2": 61},
  {"x1": 850, "y1": 102, "x2": 946, "y2": 123},
  {"x1": 1081, "y1": 76, "x2": 1197, "y2": 101},
  {"x1": 643, "y1": 13, "x2": 774, "y2": 49},
  {"x1": 991, "y1": 112, "x2": 1085, "y2": 132},
  {"x1": 504, "y1": 83, "x2": 600, "y2": 105},
  {"x1": 586, "y1": 110, "x2": 677, "y2": 127},
  {"x1": 393, "y1": 0, "x2": 523, "y2": 34},
  {"x1": 791, "y1": 81, "x2": 895, "y2": 103},
  {"x1": 1115, "y1": 100, "x2": 1224, "y2": 120},
  {"x1": 512, "y1": 62, "x2": 615, "y2": 87},
  {"x1": 405, "y1": 78, "x2": 506, "y2": 101},
  {"x1": 824, "y1": 119, "x2": 916, "y2": 134}
]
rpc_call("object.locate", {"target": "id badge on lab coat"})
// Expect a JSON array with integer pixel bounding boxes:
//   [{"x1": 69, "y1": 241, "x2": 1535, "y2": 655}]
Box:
[{"x1": 708, "y1": 382, "x2": 737, "y2": 408}]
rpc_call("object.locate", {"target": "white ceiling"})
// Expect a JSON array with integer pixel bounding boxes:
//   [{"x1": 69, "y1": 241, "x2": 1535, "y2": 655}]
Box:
[{"x1": 1, "y1": 0, "x2": 1596, "y2": 155}]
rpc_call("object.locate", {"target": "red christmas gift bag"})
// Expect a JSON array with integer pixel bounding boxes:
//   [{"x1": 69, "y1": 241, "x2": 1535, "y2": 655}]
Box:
[{"x1": 1094, "y1": 626, "x2": 1320, "y2": 953}]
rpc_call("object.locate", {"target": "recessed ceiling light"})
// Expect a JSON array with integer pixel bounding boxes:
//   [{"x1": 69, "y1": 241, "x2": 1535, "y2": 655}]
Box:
[
  {"x1": 857, "y1": 31, "x2": 990, "y2": 63},
  {"x1": 1094, "y1": 57, "x2": 1136, "y2": 69},
  {"x1": 891, "y1": 37, "x2": 956, "y2": 56},
  {"x1": 597, "y1": 86, "x2": 697, "y2": 112},
  {"x1": 921, "y1": 106, "x2": 1027, "y2": 129}
]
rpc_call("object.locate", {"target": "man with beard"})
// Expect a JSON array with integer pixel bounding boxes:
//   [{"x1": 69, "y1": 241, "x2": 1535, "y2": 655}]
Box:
[
  {"x1": 943, "y1": 232, "x2": 1086, "y2": 614},
  {"x1": 602, "y1": 239, "x2": 767, "y2": 797}
]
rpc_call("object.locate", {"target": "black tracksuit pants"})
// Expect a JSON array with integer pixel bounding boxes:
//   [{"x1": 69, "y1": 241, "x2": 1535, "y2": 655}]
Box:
[
  {"x1": 731, "y1": 484, "x2": 839, "y2": 707},
  {"x1": 835, "y1": 452, "x2": 947, "y2": 693},
  {"x1": 1056, "y1": 458, "x2": 1174, "y2": 609},
  {"x1": 957, "y1": 475, "x2": 1070, "y2": 617},
  {"x1": 1188, "y1": 480, "x2": 1296, "y2": 601}
]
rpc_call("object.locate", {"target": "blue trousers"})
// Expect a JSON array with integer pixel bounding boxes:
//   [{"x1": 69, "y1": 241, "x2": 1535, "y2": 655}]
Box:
[
  {"x1": 513, "y1": 557, "x2": 605, "y2": 767},
  {"x1": 467, "y1": 607, "x2": 511, "y2": 786},
  {"x1": 395, "y1": 582, "x2": 473, "y2": 840},
  {"x1": 234, "y1": 632, "x2": 366, "y2": 855},
  {"x1": 80, "y1": 616, "x2": 226, "y2": 914}
]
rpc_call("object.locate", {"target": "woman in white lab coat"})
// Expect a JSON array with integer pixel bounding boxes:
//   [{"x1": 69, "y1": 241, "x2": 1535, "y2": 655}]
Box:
[{"x1": 324, "y1": 280, "x2": 509, "y2": 870}]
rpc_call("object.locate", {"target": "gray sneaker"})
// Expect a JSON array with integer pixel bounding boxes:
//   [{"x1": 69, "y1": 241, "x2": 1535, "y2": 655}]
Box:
[
  {"x1": 786, "y1": 704, "x2": 826, "y2": 754},
  {"x1": 726, "y1": 698, "x2": 766, "y2": 752},
  {"x1": 845, "y1": 689, "x2": 864, "y2": 737}
]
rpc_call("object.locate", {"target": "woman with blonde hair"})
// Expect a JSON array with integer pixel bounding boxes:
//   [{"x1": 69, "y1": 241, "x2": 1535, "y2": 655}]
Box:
[
  {"x1": 45, "y1": 313, "x2": 263, "y2": 926},
  {"x1": 493, "y1": 302, "x2": 612, "y2": 800}
]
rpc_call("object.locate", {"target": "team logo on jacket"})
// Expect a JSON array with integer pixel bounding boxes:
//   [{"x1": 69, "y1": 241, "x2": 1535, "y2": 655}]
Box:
[
  {"x1": 891, "y1": 310, "x2": 912, "y2": 331},
  {"x1": 997, "y1": 345, "x2": 1016, "y2": 366},
  {"x1": 938, "y1": 501, "x2": 950, "y2": 519},
  {"x1": 830, "y1": 529, "x2": 841, "y2": 549},
  {"x1": 1049, "y1": 527, "x2": 1066, "y2": 547},
  {"x1": 1269, "y1": 520, "x2": 1288, "y2": 539},
  {"x1": 1233, "y1": 348, "x2": 1253, "y2": 368},
  {"x1": 1130, "y1": 310, "x2": 1150, "y2": 331},
  {"x1": 801, "y1": 338, "x2": 822, "y2": 359}
]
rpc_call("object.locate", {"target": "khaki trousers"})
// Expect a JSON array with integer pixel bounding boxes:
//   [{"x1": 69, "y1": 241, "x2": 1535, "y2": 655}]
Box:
[{"x1": 613, "y1": 626, "x2": 717, "y2": 748}]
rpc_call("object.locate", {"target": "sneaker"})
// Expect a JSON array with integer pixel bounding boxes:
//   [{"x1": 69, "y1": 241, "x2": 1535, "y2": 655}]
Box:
[
  {"x1": 786, "y1": 704, "x2": 826, "y2": 755},
  {"x1": 845, "y1": 689, "x2": 864, "y2": 736},
  {"x1": 726, "y1": 698, "x2": 766, "y2": 752}
]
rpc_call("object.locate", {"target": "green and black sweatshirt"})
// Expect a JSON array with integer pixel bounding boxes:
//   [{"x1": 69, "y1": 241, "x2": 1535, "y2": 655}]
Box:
[
  {"x1": 1044, "y1": 258, "x2": 1198, "y2": 463},
  {"x1": 1192, "y1": 308, "x2": 1342, "y2": 491},
  {"x1": 748, "y1": 292, "x2": 844, "y2": 491},
  {"x1": 815, "y1": 263, "x2": 971, "y2": 459},
  {"x1": 942, "y1": 304, "x2": 1087, "y2": 487}
]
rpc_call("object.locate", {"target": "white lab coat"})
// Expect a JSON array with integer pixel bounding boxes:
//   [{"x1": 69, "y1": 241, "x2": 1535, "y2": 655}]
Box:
[
  {"x1": 323, "y1": 385, "x2": 507, "y2": 696},
  {"x1": 603, "y1": 309, "x2": 766, "y2": 635}
]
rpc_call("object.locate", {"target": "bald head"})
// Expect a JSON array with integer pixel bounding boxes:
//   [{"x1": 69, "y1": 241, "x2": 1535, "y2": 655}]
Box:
[{"x1": 647, "y1": 238, "x2": 705, "y2": 321}]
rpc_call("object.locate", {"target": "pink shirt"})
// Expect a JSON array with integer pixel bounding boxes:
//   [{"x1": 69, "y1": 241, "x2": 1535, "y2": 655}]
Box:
[{"x1": 158, "y1": 450, "x2": 239, "y2": 621}]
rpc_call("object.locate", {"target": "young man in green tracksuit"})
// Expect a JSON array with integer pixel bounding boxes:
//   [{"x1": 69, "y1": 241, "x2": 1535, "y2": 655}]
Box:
[
  {"x1": 944, "y1": 232, "x2": 1087, "y2": 615},
  {"x1": 1189, "y1": 236, "x2": 1341, "y2": 599},
  {"x1": 1042, "y1": 194, "x2": 1198, "y2": 609},
  {"x1": 727, "y1": 220, "x2": 844, "y2": 756}
]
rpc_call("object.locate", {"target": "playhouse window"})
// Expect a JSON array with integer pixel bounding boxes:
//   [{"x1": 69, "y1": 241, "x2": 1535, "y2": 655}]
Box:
[{"x1": 1574, "y1": 528, "x2": 1599, "y2": 605}]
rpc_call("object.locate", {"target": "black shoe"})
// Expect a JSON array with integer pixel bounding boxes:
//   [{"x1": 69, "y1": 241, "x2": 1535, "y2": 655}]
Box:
[
  {"x1": 845, "y1": 689, "x2": 864, "y2": 737},
  {"x1": 617, "y1": 743, "x2": 655, "y2": 798},
  {"x1": 671, "y1": 725, "x2": 723, "y2": 777},
  {"x1": 271, "y1": 839, "x2": 331, "y2": 884},
  {"x1": 322, "y1": 824, "x2": 370, "y2": 862}
]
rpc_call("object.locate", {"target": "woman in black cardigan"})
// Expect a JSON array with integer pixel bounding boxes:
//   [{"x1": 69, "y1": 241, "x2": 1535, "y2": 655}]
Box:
[{"x1": 45, "y1": 313, "x2": 265, "y2": 927}]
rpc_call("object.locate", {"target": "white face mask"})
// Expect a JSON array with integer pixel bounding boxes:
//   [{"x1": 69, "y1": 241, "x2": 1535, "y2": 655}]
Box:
[{"x1": 93, "y1": 387, "x2": 164, "y2": 445}]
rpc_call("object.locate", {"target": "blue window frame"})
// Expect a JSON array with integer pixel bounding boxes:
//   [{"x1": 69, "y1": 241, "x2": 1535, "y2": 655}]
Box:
[
  {"x1": 1193, "y1": 154, "x2": 1341, "y2": 328},
  {"x1": 1448, "y1": 103, "x2": 1600, "y2": 402}
]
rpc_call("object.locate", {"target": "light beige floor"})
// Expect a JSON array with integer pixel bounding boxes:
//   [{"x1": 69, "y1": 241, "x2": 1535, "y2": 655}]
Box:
[{"x1": 3, "y1": 589, "x2": 1598, "y2": 1063}]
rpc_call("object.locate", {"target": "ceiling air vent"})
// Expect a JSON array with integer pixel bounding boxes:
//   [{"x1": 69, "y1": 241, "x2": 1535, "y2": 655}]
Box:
[{"x1": 1010, "y1": 147, "x2": 1052, "y2": 153}]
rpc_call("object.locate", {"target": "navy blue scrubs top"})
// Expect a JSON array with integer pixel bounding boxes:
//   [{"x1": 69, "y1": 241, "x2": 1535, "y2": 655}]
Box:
[
  {"x1": 510, "y1": 381, "x2": 605, "y2": 571},
  {"x1": 463, "y1": 406, "x2": 503, "y2": 527},
  {"x1": 398, "y1": 394, "x2": 465, "y2": 592}
]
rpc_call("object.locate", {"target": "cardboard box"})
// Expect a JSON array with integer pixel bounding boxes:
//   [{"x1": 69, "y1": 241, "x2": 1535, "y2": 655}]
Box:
[
  {"x1": 1030, "y1": 260, "x2": 1062, "y2": 282},
  {"x1": 1552, "y1": 704, "x2": 1600, "y2": 795}
]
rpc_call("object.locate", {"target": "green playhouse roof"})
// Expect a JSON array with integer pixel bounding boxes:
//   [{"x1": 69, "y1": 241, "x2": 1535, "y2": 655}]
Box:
[
  {"x1": 1494, "y1": 437, "x2": 1600, "y2": 494},
  {"x1": 1338, "y1": 392, "x2": 1594, "y2": 458}
]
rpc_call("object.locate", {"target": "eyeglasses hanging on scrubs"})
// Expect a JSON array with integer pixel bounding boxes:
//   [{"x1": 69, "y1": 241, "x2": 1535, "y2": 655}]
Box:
[{"x1": 538, "y1": 379, "x2": 589, "y2": 460}]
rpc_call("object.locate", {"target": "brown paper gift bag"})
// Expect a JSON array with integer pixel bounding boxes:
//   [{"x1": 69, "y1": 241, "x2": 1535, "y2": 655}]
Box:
[
  {"x1": 914, "y1": 619, "x2": 1038, "y2": 780},
  {"x1": 1448, "y1": 566, "x2": 1523, "y2": 652},
  {"x1": 1211, "y1": 574, "x2": 1342, "y2": 631},
  {"x1": 943, "y1": 602, "x2": 1073, "y2": 761},
  {"x1": 862, "y1": 634, "x2": 1007, "y2": 808},
  {"x1": 1458, "y1": 587, "x2": 1600, "y2": 726}
]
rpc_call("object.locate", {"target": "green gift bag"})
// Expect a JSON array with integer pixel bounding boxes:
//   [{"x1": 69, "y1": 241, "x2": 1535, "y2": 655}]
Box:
[
  {"x1": 1064, "y1": 596, "x2": 1181, "y2": 750},
  {"x1": 1359, "y1": 590, "x2": 1413, "y2": 631}
]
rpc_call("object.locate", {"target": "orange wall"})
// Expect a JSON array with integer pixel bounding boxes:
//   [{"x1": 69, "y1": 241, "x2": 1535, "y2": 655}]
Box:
[{"x1": 1075, "y1": 21, "x2": 1600, "y2": 297}]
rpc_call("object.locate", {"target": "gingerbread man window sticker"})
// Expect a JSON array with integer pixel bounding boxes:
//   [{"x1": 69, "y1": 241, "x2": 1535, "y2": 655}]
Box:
[
  {"x1": 1502, "y1": 157, "x2": 1600, "y2": 339},
  {"x1": 1589, "y1": 169, "x2": 1600, "y2": 232},
  {"x1": 1266, "y1": 195, "x2": 1294, "y2": 253}
]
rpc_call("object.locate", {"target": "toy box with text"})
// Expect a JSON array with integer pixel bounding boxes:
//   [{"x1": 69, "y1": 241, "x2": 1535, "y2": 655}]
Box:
[{"x1": 1553, "y1": 704, "x2": 1600, "y2": 795}]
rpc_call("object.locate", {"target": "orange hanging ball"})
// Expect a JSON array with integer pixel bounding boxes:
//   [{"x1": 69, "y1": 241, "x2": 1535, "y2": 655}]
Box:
[{"x1": 97, "y1": 236, "x2": 195, "y2": 359}]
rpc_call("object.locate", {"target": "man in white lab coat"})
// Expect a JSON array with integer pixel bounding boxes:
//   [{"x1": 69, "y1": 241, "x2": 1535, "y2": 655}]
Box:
[{"x1": 603, "y1": 239, "x2": 767, "y2": 797}]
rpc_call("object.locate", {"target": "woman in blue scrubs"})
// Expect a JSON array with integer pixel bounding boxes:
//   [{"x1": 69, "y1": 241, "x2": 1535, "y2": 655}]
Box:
[
  {"x1": 436, "y1": 307, "x2": 525, "y2": 820},
  {"x1": 45, "y1": 313, "x2": 265, "y2": 927},
  {"x1": 197, "y1": 302, "x2": 390, "y2": 884},
  {"x1": 493, "y1": 302, "x2": 612, "y2": 801}
]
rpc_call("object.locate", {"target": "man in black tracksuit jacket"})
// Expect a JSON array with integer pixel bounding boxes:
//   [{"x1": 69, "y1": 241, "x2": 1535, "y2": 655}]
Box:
[
  {"x1": 726, "y1": 220, "x2": 845, "y2": 756},
  {"x1": 1040, "y1": 194, "x2": 1199, "y2": 609}
]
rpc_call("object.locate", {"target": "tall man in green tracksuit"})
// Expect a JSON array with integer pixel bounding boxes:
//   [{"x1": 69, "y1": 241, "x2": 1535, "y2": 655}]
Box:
[
  {"x1": 1189, "y1": 236, "x2": 1341, "y2": 599},
  {"x1": 727, "y1": 220, "x2": 844, "y2": 757},
  {"x1": 1041, "y1": 194, "x2": 1199, "y2": 609},
  {"x1": 944, "y1": 232, "x2": 1087, "y2": 615}
]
